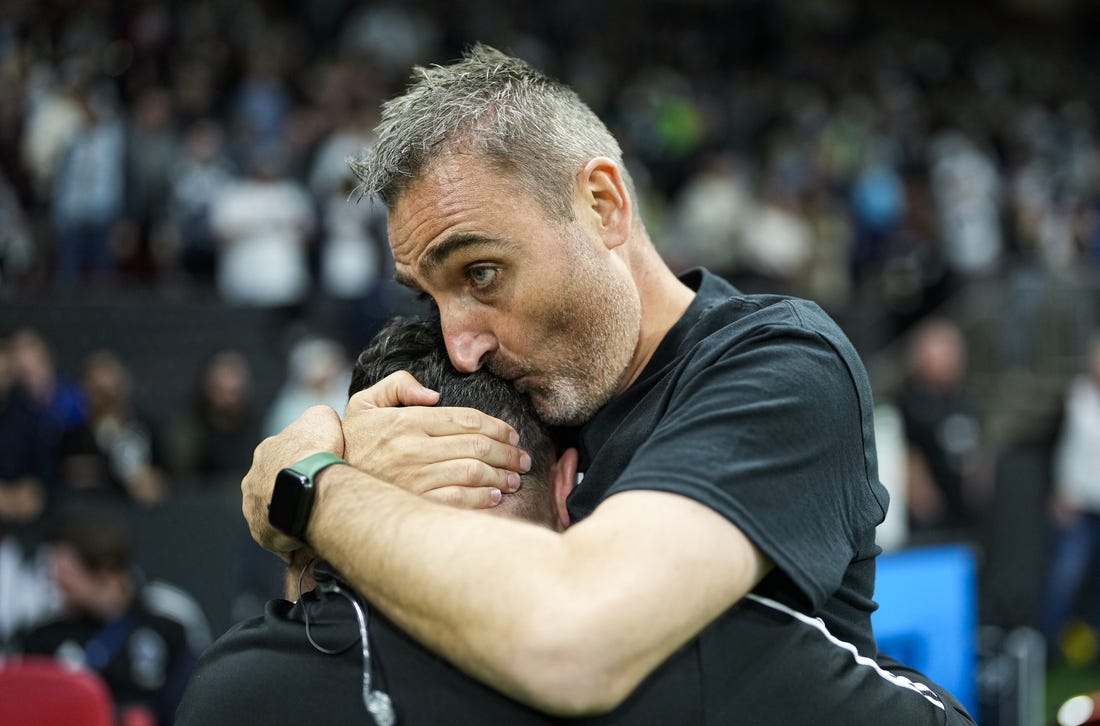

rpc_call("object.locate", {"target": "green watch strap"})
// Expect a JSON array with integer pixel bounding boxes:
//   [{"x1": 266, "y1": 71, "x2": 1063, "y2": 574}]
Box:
[
  {"x1": 269, "y1": 452, "x2": 349, "y2": 541},
  {"x1": 292, "y1": 451, "x2": 348, "y2": 480}
]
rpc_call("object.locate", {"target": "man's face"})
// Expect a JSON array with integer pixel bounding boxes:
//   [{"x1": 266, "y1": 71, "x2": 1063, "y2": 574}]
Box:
[{"x1": 389, "y1": 153, "x2": 641, "y2": 426}]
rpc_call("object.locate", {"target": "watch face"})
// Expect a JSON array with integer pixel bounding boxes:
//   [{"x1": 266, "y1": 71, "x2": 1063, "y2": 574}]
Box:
[{"x1": 269, "y1": 468, "x2": 312, "y2": 537}]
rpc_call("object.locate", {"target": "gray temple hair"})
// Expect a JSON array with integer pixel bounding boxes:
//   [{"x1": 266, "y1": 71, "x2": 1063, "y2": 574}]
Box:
[{"x1": 348, "y1": 43, "x2": 632, "y2": 220}]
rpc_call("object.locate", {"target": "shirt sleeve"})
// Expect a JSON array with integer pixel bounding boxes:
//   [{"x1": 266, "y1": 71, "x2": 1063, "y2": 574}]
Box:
[{"x1": 603, "y1": 311, "x2": 886, "y2": 611}]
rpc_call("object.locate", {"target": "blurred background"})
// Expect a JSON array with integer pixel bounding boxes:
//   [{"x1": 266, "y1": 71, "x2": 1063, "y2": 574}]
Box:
[{"x1": 1, "y1": 0, "x2": 1100, "y2": 723}]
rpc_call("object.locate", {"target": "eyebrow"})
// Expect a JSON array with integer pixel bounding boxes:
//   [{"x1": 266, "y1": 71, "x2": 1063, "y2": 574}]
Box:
[
  {"x1": 395, "y1": 233, "x2": 510, "y2": 290},
  {"x1": 424, "y1": 233, "x2": 506, "y2": 274}
]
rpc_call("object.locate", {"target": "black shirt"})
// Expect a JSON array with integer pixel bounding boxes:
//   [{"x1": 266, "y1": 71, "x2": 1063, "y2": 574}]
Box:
[
  {"x1": 567, "y1": 268, "x2": 974, "y2": 724},
  {"x1": 179, "y1": 584, "x2": 970, "y2": 725}
]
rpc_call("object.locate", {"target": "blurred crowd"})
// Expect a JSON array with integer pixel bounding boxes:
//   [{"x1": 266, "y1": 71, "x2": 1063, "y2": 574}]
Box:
[
  {"x1": 0, "y1": 324, "x2": 353, "y2": 520},
  {"x1": 4, "y1": 0, "x2": 1100, "y2": 716},
  {"x1": 0, "y1": 0, "x2": 1098, "y2": 332}
]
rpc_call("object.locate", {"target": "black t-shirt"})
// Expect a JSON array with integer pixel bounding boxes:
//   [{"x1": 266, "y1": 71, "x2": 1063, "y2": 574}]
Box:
[
  {"x1": 20, "y1": 602, "x2": 193, "y2": 725},
  {"x1": 566, "y1": 268, "x2": 974, "y2": 724},
  {"x1": 178, "y1": 585, "x2": 970, "y2": 725},
  {"x1": 177, "y1": 591, "x2": 554, "y2": 726}
]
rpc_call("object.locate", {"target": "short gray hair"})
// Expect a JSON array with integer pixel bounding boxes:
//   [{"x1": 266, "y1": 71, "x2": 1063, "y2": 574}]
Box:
[{"x1": 349, "y1": 43, "x2": 629, "y2": 220}]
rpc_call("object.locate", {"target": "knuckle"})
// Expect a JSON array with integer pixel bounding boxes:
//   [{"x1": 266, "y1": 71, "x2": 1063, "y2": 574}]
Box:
[
  {"x1": 470, "y1": 435, "x2": 490, "y2": 458},
  {"x1": 463, "y1": 460, "x2": 482, "y2": 485},
  {"x1": 427, "y1": 487, "x2": 464, "y2": 507},
  {"x1": 447, "y1": 408, "x2": 478, "y2": 430}
]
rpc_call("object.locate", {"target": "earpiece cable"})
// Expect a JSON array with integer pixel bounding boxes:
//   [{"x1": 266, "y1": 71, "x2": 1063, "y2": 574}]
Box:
[{"x1": 298, "y1": 558, "x2": 397, "y2": 725}]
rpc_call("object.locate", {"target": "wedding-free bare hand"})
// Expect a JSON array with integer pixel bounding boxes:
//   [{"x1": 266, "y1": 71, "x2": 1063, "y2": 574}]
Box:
[
  {"x1": 342, "y1": 371, "x2": 530, "y2": 508},
  {"x1": 241, "y1": 405, "x2": 344, "y2": 555}
]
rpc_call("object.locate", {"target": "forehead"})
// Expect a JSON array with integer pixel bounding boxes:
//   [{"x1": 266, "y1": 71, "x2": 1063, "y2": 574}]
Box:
[{"x1": 388, "y1": 154, "x2": 543, "y2": 282}]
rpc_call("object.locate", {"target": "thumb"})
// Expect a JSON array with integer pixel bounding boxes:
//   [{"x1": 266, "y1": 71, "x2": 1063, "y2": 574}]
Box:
[{"x1": 347, "y1": 370, "x2": 440, "y2": 415}]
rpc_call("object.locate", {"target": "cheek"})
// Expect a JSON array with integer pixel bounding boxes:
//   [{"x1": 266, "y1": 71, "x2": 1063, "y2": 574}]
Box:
[{"x1": 519, "y1": 287, "x2": 575, "y2": 338}]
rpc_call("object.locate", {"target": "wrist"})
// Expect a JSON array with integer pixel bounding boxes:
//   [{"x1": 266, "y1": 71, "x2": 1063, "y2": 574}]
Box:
[
  {"x1": 305, "y1": 460, "x2": 349, "y2": 541},
  {"x1": 269, "y1": 452, "x2": 348, "y2": 543}
]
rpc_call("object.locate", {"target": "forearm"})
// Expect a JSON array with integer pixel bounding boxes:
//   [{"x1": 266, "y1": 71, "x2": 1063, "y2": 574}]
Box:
[
  {"x1": 308, "y1": 464, "x2": 575, "y2": 707},
  {"x1": 306, "y1": 468, "x2": 764, "y2": 714}
]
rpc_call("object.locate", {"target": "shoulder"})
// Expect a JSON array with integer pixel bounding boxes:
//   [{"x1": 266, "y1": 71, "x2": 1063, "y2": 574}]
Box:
[
  {"x1": 135, "y1": 608, "x2": 188, "y2": 644},
  {"x1": 679, "y1": 295, "x2": 862, "y2": 397},
  {"x1": 696, "y1": 293, "x2": 849, "y2": 351},
  {"x1": 18, "y1": 617, "x2": 78, "y2": 649}
]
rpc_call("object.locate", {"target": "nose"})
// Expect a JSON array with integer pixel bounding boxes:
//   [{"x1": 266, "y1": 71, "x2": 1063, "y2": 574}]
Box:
[{"x1": 444, "y1": 326, "x2": 498, "y2": 373}]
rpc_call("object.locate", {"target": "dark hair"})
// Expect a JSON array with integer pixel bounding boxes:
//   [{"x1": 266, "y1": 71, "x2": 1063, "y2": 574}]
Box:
[
  {"x1": 350, "y1": 317, "x2": 555, "y2": 510},
  {"x1": 52, "y1": 514, "x2": 133, "y2": 572}
]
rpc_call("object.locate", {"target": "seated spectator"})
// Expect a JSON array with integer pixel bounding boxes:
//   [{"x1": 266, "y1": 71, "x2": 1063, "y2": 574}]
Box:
[
  {"x1": 16, "y1": 514, "x2": 195, "y2": 726},
  {"x1": 58, "y1": 350, "x2": 169, "y2": 507},
  {"x1": 10, "y1": 327, "x2": 87, "y2": 435},
  {"x1": 0, "y1": 331, "x2": 52, "y2": 536},
  {"x1": 167, "y1": 350, "x2": 260, "y2": 487}
]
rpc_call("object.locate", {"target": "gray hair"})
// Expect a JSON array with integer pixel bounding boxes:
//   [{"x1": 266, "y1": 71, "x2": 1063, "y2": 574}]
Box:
[{"x1": 349, "y1": 43, "x2": 630, "y2": 220}]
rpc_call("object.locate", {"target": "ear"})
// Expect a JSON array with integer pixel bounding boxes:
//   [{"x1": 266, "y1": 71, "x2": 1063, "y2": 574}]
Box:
[
  {"x1": 549, "y1": 447, "x2": 579, "y2": 531},
  {"x1": 578, "y1": 157, "x2": 632, "y2": 250}
]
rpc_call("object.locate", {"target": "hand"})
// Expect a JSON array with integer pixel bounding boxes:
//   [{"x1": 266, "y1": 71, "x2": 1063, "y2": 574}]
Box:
[
  {"x1": 343, "y1": 371, "x2": 530, "y2": 509},
  {"x1": 284, "y1": 547, "x2": 320, "y2": 599},
  {"x1": 242, "y1": 405, "x2": 345, "y2": 555}
]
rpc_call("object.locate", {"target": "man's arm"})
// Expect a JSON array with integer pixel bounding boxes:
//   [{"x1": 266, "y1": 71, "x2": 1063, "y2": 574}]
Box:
[
  {"x1": 239, "y1": 371, "x2": 769, "y2": 713},
  {"x1": 307, "y1": 463, "x2": 769, "y2": 716}
]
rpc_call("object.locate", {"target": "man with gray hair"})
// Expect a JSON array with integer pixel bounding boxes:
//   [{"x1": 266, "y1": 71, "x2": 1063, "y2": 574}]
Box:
[{"x1": 241, "y1": 45, "x2": 976, "y2": 724}]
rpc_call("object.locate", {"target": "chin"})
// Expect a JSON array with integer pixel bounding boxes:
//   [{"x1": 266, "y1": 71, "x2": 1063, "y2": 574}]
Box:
[{"x1": 532, "y1": 394, "x2": 595, "y2": 427}]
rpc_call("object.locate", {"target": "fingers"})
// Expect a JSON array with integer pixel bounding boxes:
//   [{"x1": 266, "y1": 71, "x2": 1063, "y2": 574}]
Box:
[
  {"x1": 418, "y1": 406, "x2": 521, "y2": 447},
  {"x1": 343, "y1": 405, "x2": 528, "y2": 477},
  {"x1": 347, "y1": 370, "x2": 441, "y2": 413},
  {"x1": 404, "y1": 458, "x2": 522, "y2": 496},
  {"x1": 423, "y1": 485, "x2": 505, "y2": 510},
  {"x1": 424, "y1": 432, "x2": 530, "y2": 477},
  {"x1": 355, "y1": 404, "x2": 520, "y2": 449}
]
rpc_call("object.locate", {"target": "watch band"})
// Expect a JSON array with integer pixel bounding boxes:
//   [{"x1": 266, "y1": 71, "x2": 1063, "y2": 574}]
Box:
[
  {"x1": 269, "y1": 452, "x2": 348, "y2": 541},
  {"x1": 293, "y1": 452, "x2": 348, "y2": 480}
]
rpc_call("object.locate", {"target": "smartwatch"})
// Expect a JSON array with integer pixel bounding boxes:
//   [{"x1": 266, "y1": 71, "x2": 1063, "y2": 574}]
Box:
[{"x1": 268, "y1": 452, "x2": 347, "y2": 541}]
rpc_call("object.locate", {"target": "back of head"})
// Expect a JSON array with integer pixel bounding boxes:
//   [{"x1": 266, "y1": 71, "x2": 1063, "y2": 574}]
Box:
[
  {"x1": 350, "y1": 43, "x2": 631, "y2": 221},
  {"x1": 350, "y1": 317, "x2": 555, "y2": 523}
]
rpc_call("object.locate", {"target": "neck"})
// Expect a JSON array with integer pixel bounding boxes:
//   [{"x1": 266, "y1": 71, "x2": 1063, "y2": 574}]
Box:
[{"x1": 619, "y1": 235, "x2": 695, "y2": 392}]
